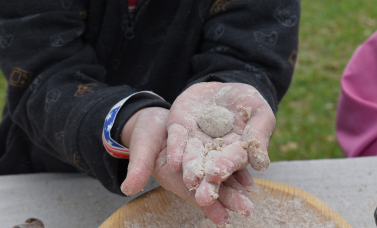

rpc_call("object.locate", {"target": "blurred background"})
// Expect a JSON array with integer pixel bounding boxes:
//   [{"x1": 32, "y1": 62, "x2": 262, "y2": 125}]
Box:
[{"x1": 0, "y1": 0, "x2": 376, "y2": 161}]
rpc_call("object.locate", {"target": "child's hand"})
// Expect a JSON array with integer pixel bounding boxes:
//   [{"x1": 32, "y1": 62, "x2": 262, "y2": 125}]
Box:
[
  {"x1": 119, "y1": 106, "x2": 256, "y2": 227},
  {"x1": 152, "y1": 147, "x2": 256, "y2": 227},
  {"x1": 120, "y1": 107, "x2": 169, "y2": 195},
  {"x1": 167, "y1": 82, "x2": 276, "y2": 206}
]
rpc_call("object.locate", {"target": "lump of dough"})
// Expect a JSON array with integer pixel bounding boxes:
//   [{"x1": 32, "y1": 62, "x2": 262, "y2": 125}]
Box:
[{"x1": 197, "y1": 106, "x2": 234, "y2": 138}]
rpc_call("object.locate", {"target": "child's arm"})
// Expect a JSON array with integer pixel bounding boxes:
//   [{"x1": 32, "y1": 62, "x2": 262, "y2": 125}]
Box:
[
  {"x1": 0, "y1": 0, "x2": 170, "y2": 194},
  {"x1": 166, "y1": 0, "x2": 300, "y2": 206}
]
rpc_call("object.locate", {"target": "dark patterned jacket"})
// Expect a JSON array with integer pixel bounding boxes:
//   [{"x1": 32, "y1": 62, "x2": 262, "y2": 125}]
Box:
[{"x1": 0, "y1": 0, "x2": 300, "y2": 195}]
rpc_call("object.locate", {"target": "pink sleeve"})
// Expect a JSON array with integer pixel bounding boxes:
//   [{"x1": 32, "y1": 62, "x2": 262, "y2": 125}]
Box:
[{"x1": 336, "y1": 31, "x2": 377, "y2": 157}]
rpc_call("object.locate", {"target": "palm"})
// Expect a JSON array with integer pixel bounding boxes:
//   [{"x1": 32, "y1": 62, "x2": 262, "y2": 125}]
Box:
[{"x1": 167, "y1": 82, "x2": 276, "y2": 206}]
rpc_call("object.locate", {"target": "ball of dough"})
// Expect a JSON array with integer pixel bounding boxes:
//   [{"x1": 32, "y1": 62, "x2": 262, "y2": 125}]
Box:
[{"x1": 197, "y1": 106, "x2": 234, "y2": 138}]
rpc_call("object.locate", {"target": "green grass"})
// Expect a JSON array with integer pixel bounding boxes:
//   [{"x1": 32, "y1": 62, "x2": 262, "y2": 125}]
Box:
[
  {"x1": 1, "y1": 0, "x2": 376, "y2": 161},
  {"x1": 268, "y1": 0, "x2": 377, "y2": 161}
]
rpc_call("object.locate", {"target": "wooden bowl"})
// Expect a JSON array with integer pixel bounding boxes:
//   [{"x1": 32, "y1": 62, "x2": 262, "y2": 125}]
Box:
[{"x1": 100, "y1": 178, "x2": 351, "y2": 228}]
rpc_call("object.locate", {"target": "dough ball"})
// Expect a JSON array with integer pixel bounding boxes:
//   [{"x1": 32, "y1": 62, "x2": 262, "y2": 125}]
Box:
[{"x1": 197, "y1": 106, "x2": 234, "y2": 138}]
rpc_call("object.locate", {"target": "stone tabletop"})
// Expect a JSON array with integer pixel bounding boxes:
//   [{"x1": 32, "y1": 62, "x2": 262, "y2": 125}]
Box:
[
  {"x1": 250, "y1": 156, "x2": 377, "y2": 228},
  {"x1": 0, "y1": 157, "x2": 376, "y2": 228}
]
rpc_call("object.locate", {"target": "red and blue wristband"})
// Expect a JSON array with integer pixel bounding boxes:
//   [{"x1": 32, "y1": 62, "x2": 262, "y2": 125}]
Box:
[{"x1": 102, "y1": 91, "x2": 165, "y2": 159}]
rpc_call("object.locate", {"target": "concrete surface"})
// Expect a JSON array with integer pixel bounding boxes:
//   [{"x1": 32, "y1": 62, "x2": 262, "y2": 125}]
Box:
[{"x1": 0, "y1": 157, "x2": 376, "y2": 227}]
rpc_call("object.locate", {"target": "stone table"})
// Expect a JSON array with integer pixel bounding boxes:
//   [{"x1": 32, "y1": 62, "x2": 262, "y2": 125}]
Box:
[
  {"x1": 0, "y1": 157, "x2": 375, "y2": 227},
  {"x1": 250, "y1": 156, "x2": 377, "y2": 228}
]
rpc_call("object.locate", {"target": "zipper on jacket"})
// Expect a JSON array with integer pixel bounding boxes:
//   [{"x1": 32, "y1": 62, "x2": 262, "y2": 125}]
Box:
[{"x1": 121, "y1": 0, "x2": 146, "y2": 40}]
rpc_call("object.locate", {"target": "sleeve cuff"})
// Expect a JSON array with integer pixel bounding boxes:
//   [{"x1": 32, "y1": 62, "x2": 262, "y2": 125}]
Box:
[{"x1": 103, "y1": 91, "x2": 168, "y2": 159}]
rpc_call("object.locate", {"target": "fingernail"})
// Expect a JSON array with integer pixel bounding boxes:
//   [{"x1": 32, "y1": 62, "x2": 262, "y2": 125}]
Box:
[
  {"x1": 120, "y1": 182, "x2": 135, "y2": 196},
  {"x1": 217, "y1": 216, "x2": 231, "y2": 228},
  {"x1": 120, "y1": 186, "x2": 129, "y2": 196},
  {"x1": 236, "y1": 195, "x2": 254, "y2": 216}
]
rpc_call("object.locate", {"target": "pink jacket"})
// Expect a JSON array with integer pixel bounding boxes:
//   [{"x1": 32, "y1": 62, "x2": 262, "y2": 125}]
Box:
[{"x1": 337, "y1": 31, "x2": 377, "y2": 157}]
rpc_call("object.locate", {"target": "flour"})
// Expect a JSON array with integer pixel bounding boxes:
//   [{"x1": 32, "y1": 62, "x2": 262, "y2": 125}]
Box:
[
  {"x1": 197, "y1": 196, "x2": 337, "y2": 228},
  {"x1": 236, "y1": 105, "x2": 252, "y2": 120},
  {"x1": 123, "y1": 186, "x2": 338, "y2": 228},
  {"x1": 240, "y1": 138, "x2": 269, "y2": 171}
]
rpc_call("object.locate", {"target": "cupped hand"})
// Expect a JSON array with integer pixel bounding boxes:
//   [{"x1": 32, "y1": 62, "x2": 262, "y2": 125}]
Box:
[
  {"x1": 118, "y1": 106, "x2": 257, "y2": 227},
  {"x1": 167, "y1": 82, "x2": 276, "y2": 206}
]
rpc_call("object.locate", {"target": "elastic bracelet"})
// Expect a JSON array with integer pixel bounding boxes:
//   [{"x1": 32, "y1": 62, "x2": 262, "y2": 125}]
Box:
[{"x1": 102, "y1": 91, "x2": 165, "y2": 159}]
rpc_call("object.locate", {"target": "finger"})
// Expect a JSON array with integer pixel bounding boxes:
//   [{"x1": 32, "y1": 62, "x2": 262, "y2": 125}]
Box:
[
  {"x1": 218, "y1": 175, "x2": 254, "y2": 216},
  {"x1": 205, "y1": 143, "x2": 248, "y2": 184},
  {"x1": 121, "y1": 111, "x2": 168, "y2": 195},
  {"x1": 242, "y1": 103, "x2": 275, "y2": 152},
  {"x1": 153, "y1": 149, "x2": 231, "y2": 227},
  {"x1": 233, "y1": 169, "x2": 256, "y2": 193},
  {"x1": 195, "y1": 179, "x2": 220, "y2": 206},
  {"x1": 182, "y1": 138, "x2": 205, "y2": 190},
  {"x1": 240, "y1": 98, "x2": 275, "y2": 171},
  {"x1": 201, "y1": 201, "x2": 231, "y2": 228},
  {"x1": 242, "y1": 116, "x2": 274, "y2": 171},
  {"x1": 167, "y1": 124, "x2": 188, "y2": 171}
]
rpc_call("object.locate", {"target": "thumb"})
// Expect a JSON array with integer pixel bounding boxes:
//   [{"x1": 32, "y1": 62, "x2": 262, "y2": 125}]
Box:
[{"x1": 121, "y1": 108, "x2": 168, "y2": 195}]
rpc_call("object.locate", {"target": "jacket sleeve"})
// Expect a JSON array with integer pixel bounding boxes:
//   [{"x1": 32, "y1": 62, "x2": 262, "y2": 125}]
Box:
[
  {"x1": 187, "y1": 0, "x2": 300, "y2": 113},
  {"x1": 0, "y1": 0, "x2": 170, "y2": 195},
  {"x1": 336, "y1": 31, "x2": 377, "y2": 157}
]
